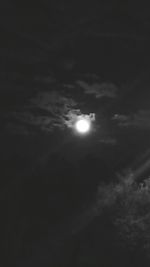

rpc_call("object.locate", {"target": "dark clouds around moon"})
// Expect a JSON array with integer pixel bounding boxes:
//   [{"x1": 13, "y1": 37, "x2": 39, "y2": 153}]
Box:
[
  {"x1": 0, "y1": 1, "x2": 149, "y2": 198},
  {"x1": 0, "y1": 0, "x2": 149, "y2": 154},
  {"x1": 1, "y1": 2, "x2": 150, "y2": 266},
  {"x1": 1, "y1": 73, "x2": 118, "y2": 135}
]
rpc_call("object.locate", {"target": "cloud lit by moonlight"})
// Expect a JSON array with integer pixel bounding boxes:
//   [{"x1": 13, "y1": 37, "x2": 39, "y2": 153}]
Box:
[{"x1": 65, "y1": 110, "x2": 95, "y2": 135}]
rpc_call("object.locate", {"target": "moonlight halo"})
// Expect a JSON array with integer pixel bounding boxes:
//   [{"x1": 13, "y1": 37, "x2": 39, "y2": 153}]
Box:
[
  {"x1": 65, "y1": 111, "x2": 95, "y2": 135},
  {"x1": 75, "y1": 118, "x2": 91, "y2": 134}
]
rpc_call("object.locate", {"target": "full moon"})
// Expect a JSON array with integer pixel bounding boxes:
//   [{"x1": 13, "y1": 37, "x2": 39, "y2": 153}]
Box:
[{"x1": 75, "y1": 119, "x2": 91, "y2": 134}]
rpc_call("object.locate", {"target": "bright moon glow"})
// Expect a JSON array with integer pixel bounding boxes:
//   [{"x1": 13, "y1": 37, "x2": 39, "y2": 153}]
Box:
[{"x1": 75, "y1": 119, "x2": 91, "y2": 134}]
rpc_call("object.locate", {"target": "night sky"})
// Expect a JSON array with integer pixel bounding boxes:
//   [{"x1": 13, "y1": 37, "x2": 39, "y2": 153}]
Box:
[{"x1": 1, "y1": 1, "x2": 150, "y2": 266}]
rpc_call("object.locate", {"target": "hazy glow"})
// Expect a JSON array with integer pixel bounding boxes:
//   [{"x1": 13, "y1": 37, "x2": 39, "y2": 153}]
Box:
[{"x1": 75, "y1": 119, "x2": 91, "y2": 134}]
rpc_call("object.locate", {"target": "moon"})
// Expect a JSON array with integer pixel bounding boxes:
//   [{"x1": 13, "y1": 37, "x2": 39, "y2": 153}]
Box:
[{"x1": 75, "y1": 118, "x2": 91, "y2": 134}]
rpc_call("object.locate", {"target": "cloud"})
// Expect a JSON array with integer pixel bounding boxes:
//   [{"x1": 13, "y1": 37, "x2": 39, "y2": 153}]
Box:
[
  {"x1": 30, "y1": 91, "x2": 76, "y2": 113},
  {"x1": 64, "y1": 109, "x2": 95, "y2": 129},
  {"x1": 3, "y1": 91, "x2": 80, "y2": 134},
  {"x1": 98, "y1": 138, "x2": 117, "y2": 145},
  {"x1": 14, "y1": 112, "x2": 60, "y2": 133},
  {"x1": 76, "y1": 80, "x2": 117, "y2": 98},
  {"x1": 113, "y1": 110, "x2": 150, "y2": 128},
  {"x1": 2, "y1": 72, "x2": 116, "y2": 135}
]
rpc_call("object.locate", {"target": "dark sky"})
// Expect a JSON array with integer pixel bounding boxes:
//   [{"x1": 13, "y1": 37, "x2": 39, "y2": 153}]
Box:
[{"x1": 1, "y1": 1, "x2": 150, "y2": 266}]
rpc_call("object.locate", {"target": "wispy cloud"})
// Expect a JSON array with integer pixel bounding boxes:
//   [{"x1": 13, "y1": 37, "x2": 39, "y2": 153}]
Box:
[
  {"x1": 2, "y1": 72, "x2": 118, "y2": 135},
  {"x1": 76, "y1": 80, "x2": 117, "y2": 98},
  {"x1": 1, "y1": 88, "x2": 80, "y2": 135},
  {"x1": 64, "y1": 109, "x2": 95, "y2": 129},
  {"x1": 29, "y1": 91, "x2": 77, "y2": 114},
  {"x1": 113, "y1": 110, "x2": 150, "y2": 128},
  {"x1": 98, "y1": 138, "x2": 117, "y2": 145},
  {"x1": 9, "y1": 91, "x2": 78, "y2": 134}
]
